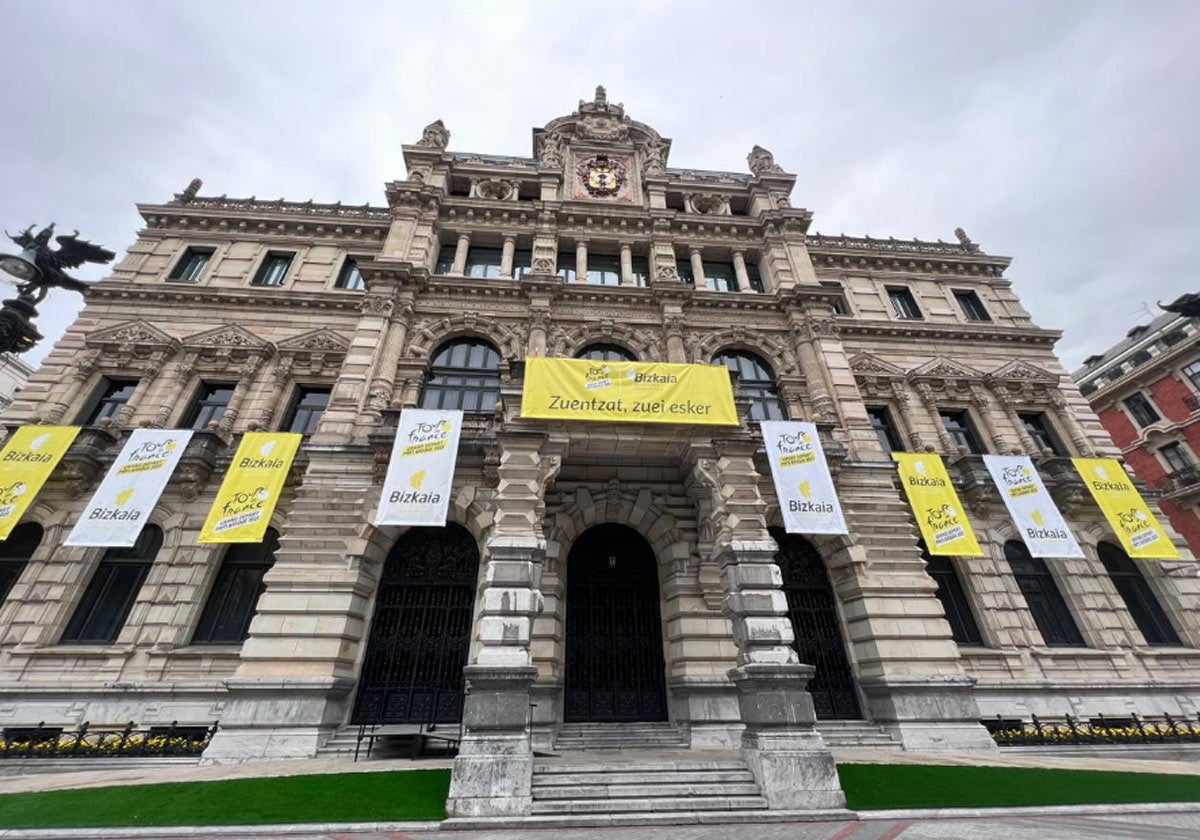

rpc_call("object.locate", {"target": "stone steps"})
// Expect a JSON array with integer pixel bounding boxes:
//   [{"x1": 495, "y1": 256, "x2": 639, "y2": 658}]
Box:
[
  {"x1": 530, "y1": 759, "x2": 768, "y2": 816},
  {"x1": 816, "y1": 720, "x2": 902, "y2": 750},
  {"x1": 552, "y1": 721, "x2": 689, "y2": 751}
]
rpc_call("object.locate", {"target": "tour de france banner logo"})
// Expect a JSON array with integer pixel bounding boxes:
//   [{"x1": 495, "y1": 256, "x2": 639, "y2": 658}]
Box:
[
  {"x1": 375, "y1": 408, "x2": 464, "y2": 527},
  {"x1": 199, "y1": 432, "x2": 302, "y2": 544},
  {"x1": 892, "y1": 452, "x2": 983, "y2": 557},
  {"x1": 521, "y1": 357, "x2": 738, "y2": 426},
  {"x1": 1072, "y1": 457, "x2": 1179, "y2": 559},
  {"x1": 65, "y1": 429, "x2": 194, "y2": 548},
  {"x1": 982, "y1": 455, "x2": 1083, "y2": 559},
  {"x1": 0, "y1": 426, "x2": 79, "y2": 540},
  {"x1": 761, "y1": 421, "x2": 848, "y2": 535}
]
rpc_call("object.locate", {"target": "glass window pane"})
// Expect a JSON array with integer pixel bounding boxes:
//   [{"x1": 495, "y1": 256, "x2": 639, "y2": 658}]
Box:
[
  {"x1": 1005, "y1": 541, "x2": 1084, "y2": 647},
  {"x1": 62, "y1": 527, "x2": 162, "y2": 644},
  {"x1": 630, "y1": 256, "x2": 650, "y2": 287},
  {"x1": 714, "y1": 351, "x2": 782, "y2": 422},
  {"x1": 557, "y1": 253, "x2": 576, "y2": 282},
  {"x1": 420, "y1": 340, "x2": 501, "y2": 414},
  {"x1": 576, "y1": 344, "x2": 636, "y2": 362},
  {"x1": 705, "y1": 263, "x2": 738, "y2": 293}
]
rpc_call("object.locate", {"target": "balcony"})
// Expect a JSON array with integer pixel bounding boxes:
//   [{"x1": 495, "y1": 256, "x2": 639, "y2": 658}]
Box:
[
  {"x1": 1151, "y1": 464, "x2": 1200, "y2": 501},
  {"x1": 1183, "y1": 394, "x2": 1200, "y2": 414}
]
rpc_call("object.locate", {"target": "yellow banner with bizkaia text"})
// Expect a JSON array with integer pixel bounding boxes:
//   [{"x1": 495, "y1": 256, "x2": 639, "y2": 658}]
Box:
[
  {"x1": 893, "y1": 452, "x2": 983, "y2": 556},
  {"x1": 1072, "y1": 458, "x2": 1180, "y2": 559},
  {"x1": 199, "y1": 432, "x2": 302, "y2": 544},
  {"x1": 521, "y1": 357, "x2": 738, "y2": 426},
  {"x1": 0, "y1": 426, "x2": 79, "y2": 539}
]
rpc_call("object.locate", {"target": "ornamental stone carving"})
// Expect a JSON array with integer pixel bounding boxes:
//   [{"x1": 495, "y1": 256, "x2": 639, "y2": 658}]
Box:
[
  {"x1": 685, "y1": 193, "x2": 731, "y2": 216},
  {"x1": 747, "y1": 145, "x2": 785, "y2": 175},
  {"x1": 416, "y1": 119, "x2": 450, "y2": 150},
  {"x1": 536, "y1": 131, "x2": 565, "y2": 167},
  {"x1": 642, "y1": 141, "x2": 668, "y2": 177},
  {"x1": 471, "y1": 178, "x2": 518, "y2": 201}
]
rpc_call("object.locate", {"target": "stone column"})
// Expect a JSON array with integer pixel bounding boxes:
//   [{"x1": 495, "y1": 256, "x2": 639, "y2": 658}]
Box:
[
  {"x1": 789, "y1": 317, "x2": 838, "y2": 423},
  {"x1": 999, "y1": 399, "x2": 1040, "y2": 454},
  {"x1": 890, "y1": 382, "x2": 928, "y2": 451},
  {"x1": 693, "y1": 441, "x2": 845, "y2": 811},
  {"x1": 689, "y1": 246, "x2": 706, "y2": 290},
  {"x1": 575, "y1": 241, "x2": 588, "y2": 284},
  {"x1": 662, "y1": 312, "x2": 688, "y2": 363},
  {"x1": 215, "y1": 355, "x2": 268, "y2": 434},
  {"x1": 447, "y1": 433, "x2": 557, "y2": 818},
  {"x1": 1049, "y1": 389, "x2": 1095, "y2": 456},
  {"x1": 500, "y1": 236, "x2": 515, "y2": 279},
  {"x1": 42, "y1": 350, "x2": 101, "y2": 423},
  {"x1": 452, "y1": 233, "x2": 471, "y2": 275},
  {"x1": 526, "y1": 310, "x2": 549, "y2": 358},
  {"x1": 114, "y1": 352, "x2": 172, "y2": 428},
  {"x1": 969, "y1": 384, "x2": 1015, "y2": 453},
  {"x1": 732, "y1": 249, "x2": 753, "y2": 292},
  {"x1": 914, "y1": 382, "x2": 957, "y2": 452},
  {"x1": 363, "y1": 302, "x2": 413, "y2": 419},
  {"x1": 619, "y1": 242, "x2": 634, "y2": 286}
]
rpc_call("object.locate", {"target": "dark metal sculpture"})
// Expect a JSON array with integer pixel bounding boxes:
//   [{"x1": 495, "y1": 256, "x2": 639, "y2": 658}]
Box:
[
  {"x1": 1159, "y1": 293, "x2": 1200, "y2": 318},
  {"x1": 0, "y1": 224, "x2": 113, "y2": 354}
]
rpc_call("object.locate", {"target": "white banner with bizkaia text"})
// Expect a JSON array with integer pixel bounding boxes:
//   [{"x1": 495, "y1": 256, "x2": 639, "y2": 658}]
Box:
[
  {"x1": 983, "y1": 454, "x2": 1084, "y2": 558},
  {"x1": 375, "y1": 409, "x2": 464, "y2": 527},
  {"x1": 761, "y1": 420, "x2": 848, "y2": 535},
  {"x1": 65, "y1": 429, "x2": 194, "y2": 547}
]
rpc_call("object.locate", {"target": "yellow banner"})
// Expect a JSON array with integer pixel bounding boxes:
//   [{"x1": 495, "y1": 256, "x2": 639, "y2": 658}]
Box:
[
  {"x1": 1072, "y1": 458, "x2": 1180, "y2": 559},
  {"x1": 893, "y1": 452, "x2": 983, "y2": 556},
  {"x1": 521, "y1": 357, "x2": 738, "y2": 425},
  {"x1": 0, "y1": 426, "x2": 79, "y2": 539},
  {"x1": 199, "y1": 432, "x2": 302, "y2": 543}
]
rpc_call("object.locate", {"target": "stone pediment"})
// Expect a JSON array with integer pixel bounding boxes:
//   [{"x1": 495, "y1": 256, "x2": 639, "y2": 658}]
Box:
[
  {"x1": 908, "y1": 357, "x2": 983, "y2": 381},
  {"x1": 276, "y1": 328, "x2": 350, "y2": 354},
  {"x1": 183, "y1": 324, "x2": 271, "y2": 351},
  {"x1": 849, "y1": 353, "x2": 906, "y2": 378},
  {"x1": 86, "y1": 320, "x2": 178, "y2": 352},
  {"x1": 986, "y1": 360, "x2": 1058, "y2": 385}
]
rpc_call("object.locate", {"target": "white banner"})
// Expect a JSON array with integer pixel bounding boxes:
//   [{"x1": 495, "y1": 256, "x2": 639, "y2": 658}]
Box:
[
  {"x1": 65, "y1": 429, "x2": 194, "y2": 547},
  {"x1": 761, "y1": 420, "x2": 848, "y2": 535},
  {"x1": 375, "y1": 409, "x2": 463, "y2": 527},
  {"x1": 983, "y1": 454, "x2": 1084, "y2": 558}
]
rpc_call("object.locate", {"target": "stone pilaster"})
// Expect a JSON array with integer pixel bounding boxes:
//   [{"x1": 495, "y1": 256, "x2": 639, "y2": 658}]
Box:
[{"x1": 1049, "y1": 389, "x2": 1095, "y2": 456}]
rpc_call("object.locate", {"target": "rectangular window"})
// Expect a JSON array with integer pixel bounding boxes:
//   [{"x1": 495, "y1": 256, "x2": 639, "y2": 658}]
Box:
[
  {"x1": 704, "y1": 262, "x2": 739, "y2": 293},
  {"x1": 745, "y1": 264, "x2": 765, "y2": 293},
  {"x1": 434, "y1": 244, "x2": 455, "y2": 275},
  {"x1": 1182, "y1": 361, "x2": 1200, "y2": 391},
  {"x1": 940, "y1": 410, "x2": 985, "y2": 454},
  {"x1": 675, "y1": 259, "x2": 694, "y2": 285},
  {"x1": 184, "y1": 383, "x2": 235, "y2": 431},
  {"x1": 832, "y1": 294, "x2": 851, "y2": 316},
  {"x1": 867, "y1": 407, "x2": 904, "y2": 454},
  {"x1": 464, "y1": 247, "x2": 504, "y2": 279},
  {"x1": 512, "y1": 249, "x2": 533, "y2": 280},
  {"x1": 926, "y1": 553, "x2": 984, "y2": 646},
  {"x1": 1009, "y1": 550, "x2": 1085, "y2": 647},
  {"x1": 81, "y1": 379, "x2": 138, "y2": 426},
  {"x1": 251, "y1": 252, "x2": 293, "y2": 287},
  {"x1": 953, "y1": 289, "x2": 991, "y2": 322},
  {"x1": 1019, "y1": 412, "x2": 1065, "y2": 456},
  {"x1": 1124, "y1": 392, "x2": 1161, "y2": 427},
  {"x1": 61, "y1": 528, "x2": 162, "y2": 644},
  {"x1": 887, "y1": 286, "x2": 923, "y2": 320},
  {"x1": 168, "y1": 248, "x2": 213, "y2": 283},
  {"x1": 586, "y1": 254, "x2": 621, "y2": 286},
  {"x1": 1160, "y1": 442, "x2": 1192, "y2": 473},
  {"x1": 192, "y1": 531, "x2": 279, "y2": 644},
  {"x1": 631, "y1": 256, "x2": 650, "y2": 287},
  {"x1": 335, "y1": 258, "x2": 365, "y2": 290},
  {"x1": 557, "y1": 252, "x2": 577, "y2": 283},
  {"x1": 283, "y1": 387, "x2": 331, "y2": 435}
]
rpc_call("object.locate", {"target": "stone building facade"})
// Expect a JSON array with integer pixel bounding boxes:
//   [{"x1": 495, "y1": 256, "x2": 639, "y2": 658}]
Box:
[
  {"x1": 1073, "y1": 310, "x2": 1200, "y2": 554},
  {"x1": 1, "y1": 89, "x2": 1198, "y2": 813}
]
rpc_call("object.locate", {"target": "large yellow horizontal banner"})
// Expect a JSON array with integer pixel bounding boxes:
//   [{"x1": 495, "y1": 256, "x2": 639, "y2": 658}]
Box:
[
  {"x1": 521, "y1": 357, "x2": 738, "y2": 425},
  {"x1": 1072, "y1": 458, "x2": 1180, "y2": 560}
]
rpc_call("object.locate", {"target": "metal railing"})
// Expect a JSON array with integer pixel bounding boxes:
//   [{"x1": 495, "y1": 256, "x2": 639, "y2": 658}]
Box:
[
  {"x1": 353, "y1": 688, "x2": 464, "y2": 761},
  {"x1": 987, "y1": 713, "x2": 1200, "y2": 746},
  {"x1": 0, "y1": 721, "x2": 217, "y2": 759}
]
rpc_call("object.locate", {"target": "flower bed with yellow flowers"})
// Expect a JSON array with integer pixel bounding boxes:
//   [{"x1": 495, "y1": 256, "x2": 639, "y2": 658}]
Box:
[
  {"x1": 990, "y1": 713, "x2": 1200, "y2": 747},
  {"x1": 0, "y1": 722, "x2": 215, "y2": 759}
]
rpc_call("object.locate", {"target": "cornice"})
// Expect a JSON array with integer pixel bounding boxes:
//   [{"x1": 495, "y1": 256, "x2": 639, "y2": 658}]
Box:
[
  {"x1": 837, "y1": 319, "x2": 1060, "y2": 346},
  {"x1": 83, "y1": 281, "x2": 365, "y2": 313},
  {"x1": 808, "y1": 232, "x2": 1009, "y2": 277},
  {"x1": 137, "y1": 200, "x2": 390, "y2": 243}
]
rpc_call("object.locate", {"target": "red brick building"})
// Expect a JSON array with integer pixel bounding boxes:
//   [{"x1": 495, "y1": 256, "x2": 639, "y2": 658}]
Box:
[{"x1": 1073, "y1": 311, "x2": 1200, "y2": 553}]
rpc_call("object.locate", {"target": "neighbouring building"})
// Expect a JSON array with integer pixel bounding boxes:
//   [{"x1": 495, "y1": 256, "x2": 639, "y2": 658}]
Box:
[
  {"x1": 1072, "y1": 308, "x2": 1200, "y2": 553},
  {"x1": 0, "y1": 353, "x2": 33, "y2": 413},
  {"x1": 0, "y1": 89, "x2": 1197, "y2": 816}
]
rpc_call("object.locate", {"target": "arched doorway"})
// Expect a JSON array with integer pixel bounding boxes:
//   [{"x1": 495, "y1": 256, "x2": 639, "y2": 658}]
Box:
[
  {"x1": 770, "y1": 527, "x2": 861, "y2": 719},
  {"x1": 564, "y1": 524, "x2": 668, "y2": 722},
  {"x1": 352, "y1": 524, "x2": 479, "y2": 725}
]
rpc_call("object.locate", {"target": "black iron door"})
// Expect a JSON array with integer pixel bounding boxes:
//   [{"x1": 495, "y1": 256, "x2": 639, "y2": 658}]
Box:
[
  {"x1": 352, "y1": 525, "x2": 479, "y2": 725},
  {"x1": 771, "y1": 527, "x2": 861, "y2": 720},
  {"x1": 565, "y1": 524, "x2": 668, "y2": 722}
]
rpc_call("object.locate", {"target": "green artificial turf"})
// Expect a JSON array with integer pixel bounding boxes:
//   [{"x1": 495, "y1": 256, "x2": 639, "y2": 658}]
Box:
[
  {"x1": 0, "y1": 769, "x2": 450, "y2": 828},
  {"x1": 838, "y1": 763, "x2": 1200, "y2": 810}
]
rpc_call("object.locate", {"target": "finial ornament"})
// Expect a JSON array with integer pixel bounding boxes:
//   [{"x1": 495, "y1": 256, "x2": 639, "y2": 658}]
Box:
[
  {"x1": 416, "y1": 119, "x2": 450, "y2": 150},
  {"x1": 176, "y1": 178, "x2": 203, "y2": 203},
  {"x1": 747, "y1": 145, "x2": 785, "y2": 175}
]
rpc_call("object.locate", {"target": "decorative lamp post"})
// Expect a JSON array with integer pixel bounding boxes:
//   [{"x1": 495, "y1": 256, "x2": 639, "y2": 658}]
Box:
[{"x1": 0, "y1": 224, "x2": 113, "y2": 354}]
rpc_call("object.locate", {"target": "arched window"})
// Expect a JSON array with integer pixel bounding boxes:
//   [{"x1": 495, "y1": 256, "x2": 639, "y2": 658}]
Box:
[
  {"x1": 193, "y1": 528, "x2": 280, "y2": 645},
  {"x1": 1098, "y1": 542, "x2": 1181, "y2": 646},
  {"x1": 62, "y1": 526, "x2": 164, "y2": 644},
  {"x1": 0, "y1": 523, "x2": 43, "y2": 605},
  {"x1": 920, "y1": 541, "x2": 983, "y2": 646},
  {"x1": 575, "y1": 343, "x2": 636, "y2": 362},
  {"x1": 713, "y1": 350, "x2": 785, "y2": 422},
  {"x1": 1005, "y1": 540, "x2": 1085, "y2": 647},
  {"x1": 419, "y1": 339, "x2": 501, "y2": 413}
]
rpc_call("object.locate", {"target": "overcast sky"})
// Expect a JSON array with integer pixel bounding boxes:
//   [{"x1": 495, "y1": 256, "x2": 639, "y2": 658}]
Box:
[{"x1": 1, "y1": 0, "x2": 1197, "y2": 371}]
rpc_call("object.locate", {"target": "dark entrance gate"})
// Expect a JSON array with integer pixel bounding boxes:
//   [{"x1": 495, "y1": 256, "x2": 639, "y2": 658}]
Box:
[
  {"x1": 770, "y1": 527, "x2": 861, "y2": 720},
  {"x1": 565, "y1": 524, "x2": 668, "y2": 722},
  {"x1": 352, "y1": 524, "x2": 479, "y2": 725}
]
